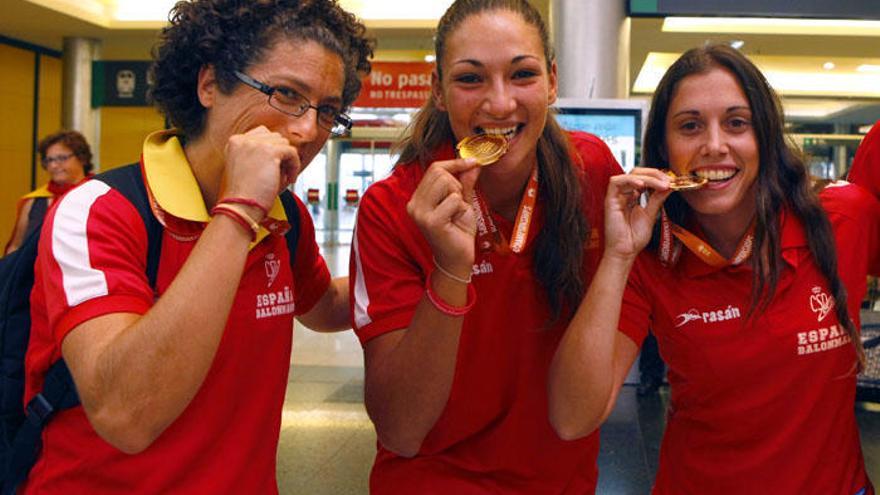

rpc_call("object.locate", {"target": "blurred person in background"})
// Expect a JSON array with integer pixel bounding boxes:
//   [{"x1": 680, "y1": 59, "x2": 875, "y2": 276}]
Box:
[{"x1": 4, "y1": 130, "x2": 93, "y2": 255}]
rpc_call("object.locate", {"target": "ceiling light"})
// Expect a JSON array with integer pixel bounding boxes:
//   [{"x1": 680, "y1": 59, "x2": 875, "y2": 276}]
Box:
[
  {"x1": 633, "y1": 52, "x2": 880, "y2": 99},
  {"x1": 857, "y1": 64, "x2": 880, "y2": 73},
  {"x1": 730, "y1": 40, "x2": 745, "y2": 50},
  {"x1": 823, "y1": 62, "x2": 835, "y2": 70},
  {"x1": 424, "y1": 54, "x2": 436, "y2": 63},
  {"x1": 662, "y1": 17, "x2": 880, "y2": 36}
]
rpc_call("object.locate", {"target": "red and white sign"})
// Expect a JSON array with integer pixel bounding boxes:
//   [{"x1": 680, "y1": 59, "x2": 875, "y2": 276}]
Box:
[{"x1": 353, "y1": 61, "x2": 433, "y2": 108}]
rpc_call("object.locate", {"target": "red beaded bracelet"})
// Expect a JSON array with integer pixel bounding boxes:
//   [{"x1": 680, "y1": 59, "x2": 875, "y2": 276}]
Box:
[
  {"x1": 219, "y1": 197, "x2": 269, "y2": 217},
  {"x1": 425, "y1": 272, "x2": 476, "y2": 317}
]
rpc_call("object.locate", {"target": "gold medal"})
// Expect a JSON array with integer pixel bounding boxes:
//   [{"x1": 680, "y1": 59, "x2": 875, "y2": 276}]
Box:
[
  {"x1": 457, "y1": 134, "x2": 509, "y2": 166},
  {"x1": 665, "y1": 170, "x2": 708, "y2": 191}
]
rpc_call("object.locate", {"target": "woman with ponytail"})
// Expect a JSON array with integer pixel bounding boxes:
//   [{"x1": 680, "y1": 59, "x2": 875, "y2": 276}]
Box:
[
  {"x1": 549, "y1": 44, "x2": 880, "y2": 494},
  {"x1": 349, "y1": 0, "x2": 621, "y2": 492}
]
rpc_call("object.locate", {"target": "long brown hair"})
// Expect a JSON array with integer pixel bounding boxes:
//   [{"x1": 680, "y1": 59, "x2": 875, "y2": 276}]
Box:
[
  {"x1": 642, "y1": 44, "x2": 862, "y2": 364},
  {"x1": 395, "y1": 0, "x2": 588, "y2": 321}
]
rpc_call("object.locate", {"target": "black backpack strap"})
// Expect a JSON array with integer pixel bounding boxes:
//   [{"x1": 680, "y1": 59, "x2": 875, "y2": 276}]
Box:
[
  {"x1": 23, "y1": 198, "x2": 48, "y2": 240},
  {"x1": 95, "y1": 164, "x2": 163, "y2": 286},
  {"x1": 2, "y1": 361, "x2": 78, "y2": 494},
  {"x1": 2, "y1": 164, "x2": 163, "y2": 494},
  {"x1": 279, "y1": 190, "x2": 301, "y2": 262}
]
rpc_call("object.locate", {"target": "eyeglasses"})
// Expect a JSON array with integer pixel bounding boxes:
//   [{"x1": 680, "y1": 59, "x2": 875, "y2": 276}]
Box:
[
  {"x1": 42, "y1": 153, "x2": 74, "y2": 165},
  {"x1": 233, "y1": 71, "x2": 352, "y2": 136}
]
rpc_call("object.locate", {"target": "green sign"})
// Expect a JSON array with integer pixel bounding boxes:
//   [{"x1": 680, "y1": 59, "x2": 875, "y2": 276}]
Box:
[{"x1": 92, "y1": 61, "x2": 151, "y2": 107}]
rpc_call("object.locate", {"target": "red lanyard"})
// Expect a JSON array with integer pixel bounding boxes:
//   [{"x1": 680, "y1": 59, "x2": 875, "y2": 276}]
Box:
[
  {"x1": 659, "y1": 208, "x2": 754, "y2": 268},
  {"x1": 472, "y1": 167, "x2": 539, "y2": 255}
]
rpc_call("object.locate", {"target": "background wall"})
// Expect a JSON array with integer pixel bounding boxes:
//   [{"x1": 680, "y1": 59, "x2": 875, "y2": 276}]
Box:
[{"x1": 0, "y1": 41, "x2": 61, "y2": 247}]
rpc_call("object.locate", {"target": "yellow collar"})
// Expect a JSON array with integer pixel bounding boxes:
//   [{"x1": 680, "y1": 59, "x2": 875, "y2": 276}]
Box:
[
  {"x1": 23, "y1": 184, "x2": 52, "y2": 199},
  {"x1": 141, "y1": 130, "x2": 287, "y2": 246}
]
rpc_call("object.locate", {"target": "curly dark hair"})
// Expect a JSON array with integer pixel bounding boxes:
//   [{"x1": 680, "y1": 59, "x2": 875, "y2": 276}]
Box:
[
  {"x1": 149, "y1": 0, "x2": 374, "y2": 138},
  {"x1": 38, "y1": 130, "x2": 94, "y2": 174}
]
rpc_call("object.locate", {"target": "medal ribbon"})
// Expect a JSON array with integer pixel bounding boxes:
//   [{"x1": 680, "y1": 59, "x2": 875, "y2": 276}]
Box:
[
  {"x1": 659, "y1": 208, "x2": 755, "y2": 268},
  {"x1": 472, "y1": 167, "x2": 539, "y2": 255}
]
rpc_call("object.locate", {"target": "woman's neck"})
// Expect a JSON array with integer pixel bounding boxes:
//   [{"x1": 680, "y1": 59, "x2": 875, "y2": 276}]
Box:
[
  {"x1": 477, "y1": 161, "x2": 536, "y2": 222},
  {"x1": 183, "y1": 135, "x2": 225, "y2": 209},
  {"x1": 694, "y1": 207, "x2": 756, "y2": 259}
]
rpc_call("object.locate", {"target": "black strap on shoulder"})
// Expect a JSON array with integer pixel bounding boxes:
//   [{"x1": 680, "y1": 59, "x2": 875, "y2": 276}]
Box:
[
  {"x1": 24, "y1": 198, "x2": 48, "y2": 240},
  {"x1": 95, "y1": 164, "x2": 164, "y2": 286},
  {"x1": 279, "y1": 190, "x2": 301, "y2": 261},
  {"x1": 1, "y1": 164, "x2": 163, "y2": 494}
]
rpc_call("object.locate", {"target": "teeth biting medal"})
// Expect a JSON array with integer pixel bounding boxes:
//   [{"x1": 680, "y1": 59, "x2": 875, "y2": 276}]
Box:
[
  {"x1": 665, "y1": 170, "x2": 708, "y2": 191},
  {"x1": 457, "y1": 134, "x2": 509, "y2": 166}
]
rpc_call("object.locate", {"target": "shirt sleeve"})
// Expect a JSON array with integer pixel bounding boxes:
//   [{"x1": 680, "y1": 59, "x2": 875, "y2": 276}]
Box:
[
  {"x1": 350, "y1": 178, "x2": 428, "y2": 345},
  {"x1": 289, "y1": 195, "x2": 331, "y2": 316},
  {"x1": 617, "y1": 255, "x2": 652, "y2": 348},
  {"x1": 848, "y1": 122, "x2": 880, "y2": 200},
  {"x1": 38, "y1": 181, "x2": 154, "y2": 344}
]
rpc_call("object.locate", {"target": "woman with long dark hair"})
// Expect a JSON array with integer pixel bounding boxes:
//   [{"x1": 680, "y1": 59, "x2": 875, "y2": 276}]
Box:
[
  {"x1": 350, "y1": 0, "x2": 621, "y2": 492},
  {"x1": 549, "y1": 44, "x2": 880, "y2": 494}
]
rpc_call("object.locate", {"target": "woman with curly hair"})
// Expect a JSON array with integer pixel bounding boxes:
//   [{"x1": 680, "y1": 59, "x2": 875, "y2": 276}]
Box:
[
  {"x1": 349, "y1": 0, "x2": 621, "y2": 492},
  {"x1": 4, "y1": 130, "x2": 94, "y2": 255},
  {"x1": 549, "y1": 45, "x2": 880, "y2": 494},
  {"x1": 21, "y1": 1, "x2": 372, "y2": 493}
]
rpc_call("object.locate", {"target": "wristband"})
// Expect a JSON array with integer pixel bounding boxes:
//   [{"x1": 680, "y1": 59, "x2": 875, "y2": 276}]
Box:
[
  {"x1": 211, "y1": 203, "x2": 259, "y2": 241},
  {"x1": 433, "y1": 256, "x2": 472, "y2": 284},
  {"x1": 425, "y1": 272, "x2": 477, "y2": 317},
  {"x1": 219, "y1": 197, "x2": 269, "y2": 217}
]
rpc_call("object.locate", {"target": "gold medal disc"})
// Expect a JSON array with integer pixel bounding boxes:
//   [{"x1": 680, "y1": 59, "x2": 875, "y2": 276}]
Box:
[
  {"x1": 665, "y1": 171, "x2": 708, "y2": 191},
  {"x1": 457, "y1": 134, "x2": 509, "y2": 166}
]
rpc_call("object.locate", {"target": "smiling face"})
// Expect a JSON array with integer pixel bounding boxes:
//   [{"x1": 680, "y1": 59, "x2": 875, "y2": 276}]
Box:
[
  {"x1": 203, "y1": 37, "x2": 345, "y2": 176},
  {"x1": 43, "y1": 143, "x2": 86, "y2": 186},
  {"x1": 664, "y1": 66, "x2": 759, "y2": 225},
  {"x1": 433, "y1": 9, "x2": 557, "y2": 174}
]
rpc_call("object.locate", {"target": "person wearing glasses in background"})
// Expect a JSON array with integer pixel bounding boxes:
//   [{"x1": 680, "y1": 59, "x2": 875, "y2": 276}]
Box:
[
  {"x1": 4, "y1": 130, "x2": 94, "y2": 255},
  {"x1": 20, "y1": 0, "x2": 371, "y2": 493}
]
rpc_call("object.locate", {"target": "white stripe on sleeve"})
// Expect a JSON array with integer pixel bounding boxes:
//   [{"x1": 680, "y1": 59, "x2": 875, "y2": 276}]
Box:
[
  {"x1": 51, "y1": 180, "x2": 113, "y2": 307},
  {"x1": 352, "y1": 224, "x2": 373, "y2": 329}
]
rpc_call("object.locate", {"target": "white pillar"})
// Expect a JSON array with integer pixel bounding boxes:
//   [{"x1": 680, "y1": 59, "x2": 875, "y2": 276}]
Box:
[
  {"x1": 324, "y1": 139, "x2": 340, "y2": 246},
  {"x1": 62, "y1": 37, "x2": 101, "y2": 168},
  {"x1": 550, "y1": 0, "x2": 629, "y2": 99}
]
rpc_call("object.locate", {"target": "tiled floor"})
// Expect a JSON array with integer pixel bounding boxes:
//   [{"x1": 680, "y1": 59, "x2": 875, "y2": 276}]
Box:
[{"x1": 276, "y1": 241, "x2": 880, "y2": 494}]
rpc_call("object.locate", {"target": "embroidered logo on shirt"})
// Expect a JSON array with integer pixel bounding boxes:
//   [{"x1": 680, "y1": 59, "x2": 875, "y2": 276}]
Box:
[
  {"x1": 265, "y1": 253, "x2": 281, "y2": 288},
  {"x1": 256, "y1": 285, "x2": 295, "y2": 319},
  {"x1": 675, "y1": 305, "x2": 742, "y2": 328},
  {"x1": 809, "y1": 286, "x2": 834, "y2": 322},
  {"x1": 797, "y1": 324, "x2": 850, "y2": 356}
]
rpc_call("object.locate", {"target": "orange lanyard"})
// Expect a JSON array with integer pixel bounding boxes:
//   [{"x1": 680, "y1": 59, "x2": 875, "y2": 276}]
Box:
[
  {"x1": 472, "y1": 167, "x2": 539, "y2": 255},
  {"x1": 659, "y1": 208, "x2": 754, "y2": 268}
]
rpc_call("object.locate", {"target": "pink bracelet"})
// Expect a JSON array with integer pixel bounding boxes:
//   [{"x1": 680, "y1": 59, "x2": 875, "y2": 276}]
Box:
[
  {"x1": 219, "y1": 197, "x2": 269, "y2": 217},
  {"x1": 425, "y1": 273, "x2": 476, "y2": 317}
]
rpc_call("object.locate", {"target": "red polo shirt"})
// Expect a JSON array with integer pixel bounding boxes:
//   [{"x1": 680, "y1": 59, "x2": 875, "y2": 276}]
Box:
[
  {"x1": 618, "y1": 183, "x2": 880, "y2": 494},
  {"x1": 23, "y1": 131, "x2": 330, "y2": 494},
  {"x1": 351, "y1": 131, "x2": 622, "y2": 494}
]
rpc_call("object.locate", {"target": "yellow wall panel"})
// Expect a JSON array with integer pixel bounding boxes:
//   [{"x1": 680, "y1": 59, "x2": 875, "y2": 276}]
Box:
[
  {"x1": 35, "y1": 55, "x2": 63, "y2": 186},
  {"x1": 0, "y1": 43, "x2": 35, "y2": 249},
  {"x1": 99, "y1": 106, "x2": 165, "y2": 171}
]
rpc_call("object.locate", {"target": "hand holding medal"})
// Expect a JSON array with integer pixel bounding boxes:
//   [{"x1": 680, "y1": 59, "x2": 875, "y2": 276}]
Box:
[
  {"x1": 603, "y1": 168, "x2": 672, "y2": 260},
  {"x1": 407, "y1": 157, "x2": 482, "y2": 275}
]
